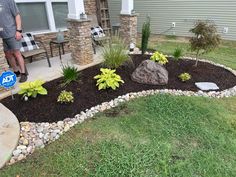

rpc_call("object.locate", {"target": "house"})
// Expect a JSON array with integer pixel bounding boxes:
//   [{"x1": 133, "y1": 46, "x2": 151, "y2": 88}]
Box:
[{"x1": 109, "y1": 0, "x2": 236, "y2": 41}]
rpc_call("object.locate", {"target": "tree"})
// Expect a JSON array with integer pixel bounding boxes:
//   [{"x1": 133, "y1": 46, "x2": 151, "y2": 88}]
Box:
[
  {"x1": 189, "y1": 20, "x2": 221, "y2": 67},
  {"x1": 141, "y1": 16, "x2": 151, "y2": 55}
]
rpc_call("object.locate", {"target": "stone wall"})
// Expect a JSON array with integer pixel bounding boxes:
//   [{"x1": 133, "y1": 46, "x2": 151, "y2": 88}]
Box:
[
  {"x1": 84, "y1": 0, "x2": 97, "y2": 15},
  {"x1": 0, "y1": 40, "x2": 7, "y2": 72},
  {"x1": 32, "y1": 31, "x2": 70, "y2": 62},
  {"x1": 120, "y1": 14, "x2": 138, "y2": 45},
  {"x1": 0, "y1": 40, "x2": 8, "y2": 93}
]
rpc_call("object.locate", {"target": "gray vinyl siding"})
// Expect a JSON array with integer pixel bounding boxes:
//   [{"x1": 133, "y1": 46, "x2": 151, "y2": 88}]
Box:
[
  {"x1": 108, "y1": 0, "x2": 121, "y2": 26},
  {"x1": 109, "y1": 0, "x2": 236, "y2": 40}
]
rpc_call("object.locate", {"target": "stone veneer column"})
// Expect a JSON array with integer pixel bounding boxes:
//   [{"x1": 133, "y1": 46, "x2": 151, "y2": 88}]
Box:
[
  {"x1": 0, "y1": 40, "x2": 8, "y2": 94},
  {"x1": 120, "y1": 14, "x2": 138, "y2": 45},
  {"x1": 67, "y1": 19, "x2": 93, "y2": 65},
  {"x1": 0, "y1": 40, "x2": 8, "y2": 72}
]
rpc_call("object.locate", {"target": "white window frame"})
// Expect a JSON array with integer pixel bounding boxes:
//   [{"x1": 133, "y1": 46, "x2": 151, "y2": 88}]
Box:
[{"x1": 15, "y1": 0, "x2": 68, "y2": 34}]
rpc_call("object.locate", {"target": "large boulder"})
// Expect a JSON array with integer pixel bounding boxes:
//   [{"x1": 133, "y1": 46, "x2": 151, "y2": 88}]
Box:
[{"x1": 131, "y1": 60, "x2": 168, "y2": 85}]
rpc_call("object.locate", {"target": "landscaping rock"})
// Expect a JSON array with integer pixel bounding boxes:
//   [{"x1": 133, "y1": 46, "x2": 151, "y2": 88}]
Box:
[
  {"x1": 131, "y1": 60, "x2": 168, "y2": 85},
  {"x1": 35, "y1": 139, "x2": 44, "y2": 148},
  {"x1": 12, "y1": 149, "x2": 21, "y2": 157},
  {"x1": 195, "y1": 82, "x2": 219, "y2": 91}
]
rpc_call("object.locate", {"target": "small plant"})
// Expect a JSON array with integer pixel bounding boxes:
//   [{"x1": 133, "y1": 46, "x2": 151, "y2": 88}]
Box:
[
  {"x1": 141, "y1": 16, "x2": 151, "y2": 55},
  {"x1": 189, "y1": 20, "x2": 221, "y2": 67},
  {"x1": 103, "y1": 36, "x2": 129, "y2": 69},
  {"x1": 178, "y1": 73, "x2": 191, "y2": 82},
  {"x1": 61, "y1": 65, "x2": 80, "y2": 86},
  {"x1": 57, "y1": 90, "x2": 74, "y2": 104},
  {"x1": 173, "y1": 47, "x2": 183, "y2": 60},
  {"x1": 94, "y1": 68, "x2": 124, "y2": 90},
  {"x1": 18, "y1": 80, "x2": 47, "y2": 99},
  {"x1": 150, "y1": 51, "x2": 168, "y2": 65}
]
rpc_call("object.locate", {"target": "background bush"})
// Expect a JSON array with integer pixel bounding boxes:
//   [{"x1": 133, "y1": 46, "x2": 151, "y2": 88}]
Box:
[
  {"x1": 141, "y1": 16, "x2": 151, "y2": 55},
  {"x1": 189, "y1": 20, "x2": 221, "y2": 66}
]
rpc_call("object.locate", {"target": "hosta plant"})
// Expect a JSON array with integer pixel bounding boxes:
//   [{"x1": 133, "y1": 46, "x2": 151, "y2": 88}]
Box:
[
  {"x1": 178, "y1": 73, "x2": 191, "y2": 82},
  {"x1": 57, "y1": 90, "x2": 74, "y2": 104},
  {"x1": 18, "y1": 80, "x2": 47, "y2": 99},
  {"x1": 94, "y1": 68, "x2": 124, "y2": 90},
  {"x1": 150, "y1": 51, "x2": 168, "y2": 65}
]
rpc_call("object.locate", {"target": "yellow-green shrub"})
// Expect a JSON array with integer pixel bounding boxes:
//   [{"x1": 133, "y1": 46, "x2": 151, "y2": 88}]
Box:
[
  {"x1": 150, "y1": 51, "x2": 168, "y2": 65},
  {"x1": 18, "y1": 80, "x2": 47, "y2": 98},
  {"x1": 57, "y1": 90, "x2": 74, "y2": 104},
  {"x1": 178, "y1": 73, "x2": 191, "y2": 82},
  {"x1": 94, "y1": 68, "x2": 124, "y2": 90}
]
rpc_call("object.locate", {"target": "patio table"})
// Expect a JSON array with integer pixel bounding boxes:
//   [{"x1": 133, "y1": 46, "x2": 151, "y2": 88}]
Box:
[{"x1": 49, "y1": 39, "x2": 69, "y2": 61}]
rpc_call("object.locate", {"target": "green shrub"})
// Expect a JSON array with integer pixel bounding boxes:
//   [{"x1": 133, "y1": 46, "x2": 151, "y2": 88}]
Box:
[
  {"x1": 173, "y1": 47, "x2": 183, "y2": 60},
  {"x1": 150, "y1": 51, "x2": 168, "y2": 65},
  {"x1": 102, "y1": 36, "x2": 129, "y2": 69},
  {"x1": 18, "y1": 80, "x2": 47, "y2": 99},
  {"x1": 61, "y1": 65, "x2": 80, "y2": 86},
  {"x1": 178, "y1": 73, "x2": 191, "y2": 82},
  {"x1": 94, "y1": 68, "x2": 124, "y2": 90},
  {"x1": 189, "y1": 20, "x2": 221, "y2": 66},
  {"x1": 57, "y1": 90, "x2": 74, "y2": 104},
  {"x1": 141, "y1": 16, "x2": 151, "y2": 55}
]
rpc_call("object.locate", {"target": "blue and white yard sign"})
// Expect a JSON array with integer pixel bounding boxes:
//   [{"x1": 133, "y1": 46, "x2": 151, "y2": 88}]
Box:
[{"x1": 0, "y1": 71, "x2": 17, "y2": 89}]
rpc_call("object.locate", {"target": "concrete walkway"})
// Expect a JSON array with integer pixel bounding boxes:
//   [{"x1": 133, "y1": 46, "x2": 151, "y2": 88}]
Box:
[{"x1": 0, "y1": 103, "x2": 20, "y2": 169}]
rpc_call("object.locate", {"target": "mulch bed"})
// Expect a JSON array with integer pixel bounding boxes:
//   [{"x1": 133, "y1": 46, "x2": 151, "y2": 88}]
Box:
[{"x1": 1, "y1": 55, "x2": 236, "y2": 123}]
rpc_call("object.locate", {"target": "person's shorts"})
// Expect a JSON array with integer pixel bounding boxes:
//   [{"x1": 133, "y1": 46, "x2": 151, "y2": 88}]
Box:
[{"x1": 2, "y1": 37, "x2": 21, "y2": 52}]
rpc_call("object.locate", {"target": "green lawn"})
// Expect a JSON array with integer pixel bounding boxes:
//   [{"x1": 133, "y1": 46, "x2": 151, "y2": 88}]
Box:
[
  {"x1": 1, "y1": 95, "x2": 236, "y2": 177},
  {"x1": 140, "y1": 38, "x2": 236, "y2": 69}
]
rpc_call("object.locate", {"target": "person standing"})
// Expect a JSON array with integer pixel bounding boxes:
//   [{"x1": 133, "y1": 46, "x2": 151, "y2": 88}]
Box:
[{"x1": 0, "y1": 0, "x2": 27, "y2": 82}]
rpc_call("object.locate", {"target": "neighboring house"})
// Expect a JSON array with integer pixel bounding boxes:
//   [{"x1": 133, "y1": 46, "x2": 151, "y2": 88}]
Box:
[{"x1": 109, "y1": 0, "x2": 236, "y2": 40}]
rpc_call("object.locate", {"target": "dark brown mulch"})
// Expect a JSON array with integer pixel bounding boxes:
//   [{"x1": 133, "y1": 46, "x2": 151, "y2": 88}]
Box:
[{"x1": 1, "y1": 55, "x2": 236, "y2": 123}]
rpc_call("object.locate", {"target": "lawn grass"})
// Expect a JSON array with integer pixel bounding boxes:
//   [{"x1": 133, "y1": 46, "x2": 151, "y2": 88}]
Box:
[
  {"x1": 138, "y1": 37, "x2": 236, "y2": 69},
  {"x1": 1, "y1": 95, "x2": 236, "y2": 177}
]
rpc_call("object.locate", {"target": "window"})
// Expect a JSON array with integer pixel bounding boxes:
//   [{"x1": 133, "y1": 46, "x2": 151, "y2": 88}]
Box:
[
  {"x1": 52, "y1": 2, "x2": 68, "y2": 29},
  {"x1": 17, "y1": 3, "x2": 49, "y2": 32}
]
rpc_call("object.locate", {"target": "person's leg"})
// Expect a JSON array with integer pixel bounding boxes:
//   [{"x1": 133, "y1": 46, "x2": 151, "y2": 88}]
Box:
[
  {"x1": 12, "y1": 50, "x2": 27, "y2": 82},
  {"x1": 3, "y1": 37, "x2": 28, "y2": 82},
  {"x1": 4, "y1": 50, "x2": 19, "y2": 72},
  {"x1": 12, "y1": 50, "x2": 25, "y2": 73}
]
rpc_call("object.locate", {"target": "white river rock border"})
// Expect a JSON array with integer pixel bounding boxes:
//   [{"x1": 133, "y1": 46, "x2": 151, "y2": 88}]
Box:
[{"x1": 6, "y1": 57, "x2": 236, "y2": 167}]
